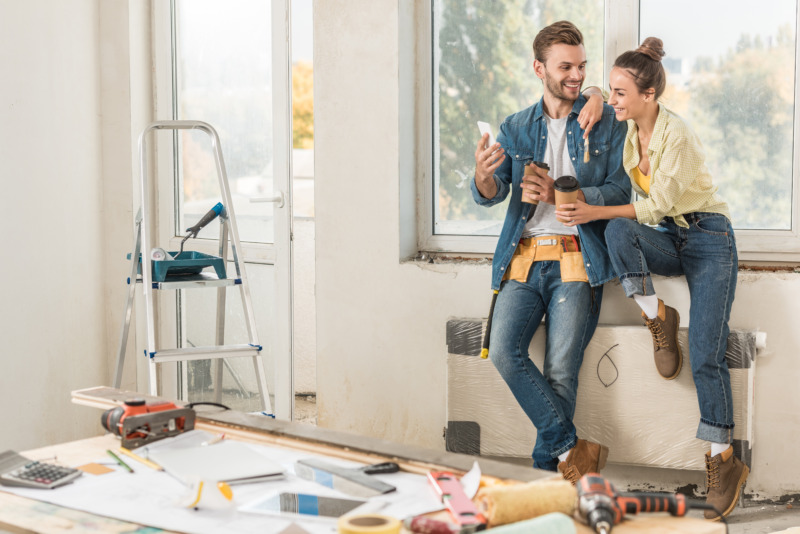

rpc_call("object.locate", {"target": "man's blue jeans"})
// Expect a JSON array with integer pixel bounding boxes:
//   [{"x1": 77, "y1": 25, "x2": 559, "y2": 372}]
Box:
[
  {"x1": 490, "y1": 261, "x2": 602, "y2": 471},
  {"x1": 605, "y1": 213, "x2": 737, "y2": 444}
]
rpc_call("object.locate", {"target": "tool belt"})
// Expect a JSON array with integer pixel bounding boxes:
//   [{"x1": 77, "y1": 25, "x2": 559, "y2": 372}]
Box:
[{"x1": 503, "y1": 235, "x2": 589, "y2": 283}]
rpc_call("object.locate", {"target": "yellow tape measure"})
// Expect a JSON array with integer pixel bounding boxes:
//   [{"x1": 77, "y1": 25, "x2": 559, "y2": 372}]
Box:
[{"x1": 338, "y1": 514, "x2": 401, "y2": 534}]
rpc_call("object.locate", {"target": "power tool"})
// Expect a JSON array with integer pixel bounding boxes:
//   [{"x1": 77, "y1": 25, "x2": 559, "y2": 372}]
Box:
[
  {"x1": 101, "y1": 398, "x2": 195, "y2": 449},
  {"x1": 577, "y1": 473, "x2": 689, "y2": 534}
]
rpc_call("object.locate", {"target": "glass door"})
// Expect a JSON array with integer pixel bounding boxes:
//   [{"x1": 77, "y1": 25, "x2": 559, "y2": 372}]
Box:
[{"x1": 159, "y1": 0, "x2": 294, "y2": 419}]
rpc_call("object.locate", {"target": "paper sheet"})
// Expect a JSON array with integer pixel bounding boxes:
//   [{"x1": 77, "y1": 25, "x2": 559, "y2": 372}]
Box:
[
  {"x1": 3, "y1": 431, "x2": 443, "y2": 534},
  {"x1": 147, "y1": 439, "x2": 285, "y2": 484}
]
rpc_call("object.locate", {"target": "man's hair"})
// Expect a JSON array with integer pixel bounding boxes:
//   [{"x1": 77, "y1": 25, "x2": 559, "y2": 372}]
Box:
[{"x1": 532, "y1": 21, "x2": 584, "y2": 63}]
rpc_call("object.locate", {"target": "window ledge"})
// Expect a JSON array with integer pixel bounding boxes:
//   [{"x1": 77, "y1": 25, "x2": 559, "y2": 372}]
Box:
[{"x1": 406, "y1": 254, "x2": 800, "y2": 272}]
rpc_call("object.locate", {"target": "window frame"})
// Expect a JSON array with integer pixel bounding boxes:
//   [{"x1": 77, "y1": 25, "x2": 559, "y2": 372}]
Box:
[{"x1": 418, "y1": 0, "x2": 800, "y2": 262}]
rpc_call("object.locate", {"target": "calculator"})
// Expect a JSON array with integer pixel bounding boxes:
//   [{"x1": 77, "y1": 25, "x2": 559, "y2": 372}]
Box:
[{"x1": 0, "y1": 450, "x2": 82, "y2": 489}]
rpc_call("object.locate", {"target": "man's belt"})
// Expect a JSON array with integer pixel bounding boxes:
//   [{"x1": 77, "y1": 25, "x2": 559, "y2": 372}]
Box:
[{"x1": 517, "y1": 235, "x2": 579, "y2": 262}]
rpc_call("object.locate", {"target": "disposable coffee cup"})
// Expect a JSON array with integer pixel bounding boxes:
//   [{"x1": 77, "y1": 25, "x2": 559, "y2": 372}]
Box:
[
  {"x1": 521, "y1": 161, "x2": 549, "y2": 205},
  {"x1": 554, "y1": 175, "x2": 580, "y2": 223}
]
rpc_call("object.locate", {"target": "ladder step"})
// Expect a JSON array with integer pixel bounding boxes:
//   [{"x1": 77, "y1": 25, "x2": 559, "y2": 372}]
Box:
[
  {"x1": 129, "y1": 273, "x2": 241, "y2": 290},
  {"x1": 148, "y1": 344, "x2": 262, "y2": 363}
]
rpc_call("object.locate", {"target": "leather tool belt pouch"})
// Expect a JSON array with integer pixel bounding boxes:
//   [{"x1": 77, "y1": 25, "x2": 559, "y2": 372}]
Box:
[
  {"x1": 503, "y1": 235, "x2": 588, "y2": 283},
  {"x1": 560, "y1": 250, "x2": 589, "y2": 283}
]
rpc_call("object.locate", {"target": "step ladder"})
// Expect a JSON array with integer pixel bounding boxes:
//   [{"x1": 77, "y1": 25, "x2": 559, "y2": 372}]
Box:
[{"x1": 113, "y1": 120, "x2": 272, "y2": 414}]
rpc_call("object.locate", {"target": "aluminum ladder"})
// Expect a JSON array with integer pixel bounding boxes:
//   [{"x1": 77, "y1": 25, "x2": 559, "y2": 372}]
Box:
[{"x1": 113, "y1": 120, "x2": 272, "y2": 414}]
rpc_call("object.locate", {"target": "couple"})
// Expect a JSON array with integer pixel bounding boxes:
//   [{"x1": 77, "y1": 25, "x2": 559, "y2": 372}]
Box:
[{"x1": 472, "y1": 21, "x2": 745, "y2": 521}]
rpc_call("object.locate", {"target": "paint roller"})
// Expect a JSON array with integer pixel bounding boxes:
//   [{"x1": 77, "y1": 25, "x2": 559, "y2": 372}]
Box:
[
  {"x1": 404, "y1": 479, "x2": 578, "y2": 534},
  {"x1": 475, "y1": 478, "x2": 578, "y2": 528}
]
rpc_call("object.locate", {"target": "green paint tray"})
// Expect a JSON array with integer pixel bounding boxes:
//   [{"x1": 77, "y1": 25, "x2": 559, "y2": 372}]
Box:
[{"x1": 129, "y1": 251, "x2": 227, "y2": 282}]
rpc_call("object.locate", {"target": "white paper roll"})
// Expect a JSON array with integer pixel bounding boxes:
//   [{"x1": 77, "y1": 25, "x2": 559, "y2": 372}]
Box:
[{"x1": 150, "y1": 248, "x2": 173, "y2": 261}]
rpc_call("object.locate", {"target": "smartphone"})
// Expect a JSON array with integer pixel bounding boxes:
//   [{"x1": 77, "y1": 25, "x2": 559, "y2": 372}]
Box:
[
  {"x1": 253, "y1": 492, "x2": 366, "y2": 518},
  {"x1": 477, "y1": 121, "x2": 496, "y2": 150}
]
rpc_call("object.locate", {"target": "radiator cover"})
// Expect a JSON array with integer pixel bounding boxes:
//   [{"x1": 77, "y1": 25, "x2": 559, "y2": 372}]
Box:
[{"x1": 445, "y1": 319, "x2": 756, "y2": 471}]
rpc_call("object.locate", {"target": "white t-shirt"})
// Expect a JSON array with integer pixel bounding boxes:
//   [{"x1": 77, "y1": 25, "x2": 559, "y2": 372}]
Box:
[{"x1": 521, "y1": 113, "x2": 579, "y2": 238}]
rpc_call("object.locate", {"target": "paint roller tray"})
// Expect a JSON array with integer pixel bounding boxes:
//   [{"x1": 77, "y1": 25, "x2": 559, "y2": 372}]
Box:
[{"x1": 128, "y1": 251, "x2": 227, "y2": 282}]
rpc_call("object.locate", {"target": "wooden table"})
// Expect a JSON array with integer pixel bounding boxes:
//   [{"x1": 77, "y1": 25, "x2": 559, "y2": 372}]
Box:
[{"x1": 0, "y1": 387, "x2": 724, "y2": 534}]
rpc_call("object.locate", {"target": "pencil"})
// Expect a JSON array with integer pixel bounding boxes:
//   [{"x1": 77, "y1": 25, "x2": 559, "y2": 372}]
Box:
[
  {"x1": 201, "y1": 433, "x2": 226, "y2": 446},
  {"x1": 118, "y1": 446, "x2": 163, "y2": 471},
  {"x1": 106, "y1": 449, "x2": 134, "y2": 473}
]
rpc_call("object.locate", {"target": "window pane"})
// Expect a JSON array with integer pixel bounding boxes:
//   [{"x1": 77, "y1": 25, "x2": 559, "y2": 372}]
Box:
[
  {"x1": 175, "y1": 0, "x2": 274, "y2": 243},
  {"x1": 433, "y1": 1, "x2": 605, "y2": 236},
  {"x1": 640, "y1": 0, "x2": 796, "y2": 230}
]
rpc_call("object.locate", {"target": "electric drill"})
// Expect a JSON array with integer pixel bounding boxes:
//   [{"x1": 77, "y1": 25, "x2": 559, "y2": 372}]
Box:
[{"x1": 577, "y1": 473, "x2": 689, "y2": 534}]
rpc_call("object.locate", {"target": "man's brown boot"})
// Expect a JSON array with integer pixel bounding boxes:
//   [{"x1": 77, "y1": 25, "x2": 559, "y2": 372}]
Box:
[
  {"x1": 704, "y1": 446, "x2": 749, "y2": 521},
  {"x1": 558, "y1": 439, "x2": 609, "y2": 485},
  {"x1": 642, "y1": 299, "x2": 682, "y2": 379}
]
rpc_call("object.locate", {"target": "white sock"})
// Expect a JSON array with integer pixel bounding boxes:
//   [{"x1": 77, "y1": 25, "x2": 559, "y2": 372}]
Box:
[
  {"x1": 558, "y1": 449, "x2": 571, "y2": 463},
  {"x1": 711, "y1": 442, "x2": 730, "y2": 457},
  {"x1": 634, "y1": 294, "x2": 660, "y2": 319}
]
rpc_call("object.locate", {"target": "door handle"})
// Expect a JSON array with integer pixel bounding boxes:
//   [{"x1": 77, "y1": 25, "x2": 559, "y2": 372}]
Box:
[{"x1": 250, "y1": 192, "x2": 285, "y2": 208}]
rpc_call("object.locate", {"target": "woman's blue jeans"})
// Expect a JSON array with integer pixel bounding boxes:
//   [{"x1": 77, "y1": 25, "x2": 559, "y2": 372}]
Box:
[
  {"x1": 605, "y1": 213, "x2": 737, "y2": 444},
  {"x1": 489, "y1": 261, "x2": 602, "y2": 471}
]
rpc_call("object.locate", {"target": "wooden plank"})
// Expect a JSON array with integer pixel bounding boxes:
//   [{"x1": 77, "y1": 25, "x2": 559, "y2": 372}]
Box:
[{"x1": 72, "y1": 386, "x2": 551, "y2": 482}]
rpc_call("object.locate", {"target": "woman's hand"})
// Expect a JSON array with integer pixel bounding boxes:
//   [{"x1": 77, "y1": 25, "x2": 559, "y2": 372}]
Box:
[
  {"x1": 555, "y1": 199, "x2": 598, "y2": 227},
  {"x1": 578, "y1": 93, "x2": 604, "y2": 139}
]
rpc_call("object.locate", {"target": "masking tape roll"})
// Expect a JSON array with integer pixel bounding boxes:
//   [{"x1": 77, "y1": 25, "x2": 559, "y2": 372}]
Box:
[{"x1": 338, "y1": 514, "x2": 401, "y2": 534}]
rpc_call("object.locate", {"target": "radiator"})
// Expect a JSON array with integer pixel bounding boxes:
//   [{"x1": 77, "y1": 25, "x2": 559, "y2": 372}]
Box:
[{"x1": 445, "y1": 319, "x2": 757, "y2": 471}]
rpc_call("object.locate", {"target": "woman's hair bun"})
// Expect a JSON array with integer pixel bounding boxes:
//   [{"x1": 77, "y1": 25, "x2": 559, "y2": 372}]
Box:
[{"x1": 636, "y1": 37, "x2": 665, "y2": 62}]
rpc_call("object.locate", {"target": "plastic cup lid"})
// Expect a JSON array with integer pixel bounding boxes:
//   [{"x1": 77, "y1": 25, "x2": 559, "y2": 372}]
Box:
[{"x1": 554, "y1": 175, "x2": 579, "y2": 192}]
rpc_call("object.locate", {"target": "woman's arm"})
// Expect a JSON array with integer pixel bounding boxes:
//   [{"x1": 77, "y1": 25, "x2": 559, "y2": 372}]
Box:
[
  {"x1": 579, "y1": 86, "x2": 605, "y2": 139},
  {"x1": 555, "y1": 200, "x2": 637, "y2": 227}
]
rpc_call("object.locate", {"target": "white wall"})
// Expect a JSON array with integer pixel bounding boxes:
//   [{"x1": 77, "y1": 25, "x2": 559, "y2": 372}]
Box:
[
  {"x1": 314, "y1": 0, "x2": 800, "y2": 499},
  {"x1": 0, "y1": 1, "x2": 149, "y2": 451},
  {"x1": 0, "y1": 1, "x2": 106, "y2": 450}
]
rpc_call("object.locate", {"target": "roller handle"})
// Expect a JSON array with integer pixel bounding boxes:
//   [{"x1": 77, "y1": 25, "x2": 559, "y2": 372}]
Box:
[
  {"x1": 185, "y1": 202, "x2": 224, "y2": 238},
  {"x1": 480, "y1": 291, "x2": 499, "y2": 359}
]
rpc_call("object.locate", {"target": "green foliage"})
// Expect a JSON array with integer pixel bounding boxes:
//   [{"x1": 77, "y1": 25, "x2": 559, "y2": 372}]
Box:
[
  {"x1": 293, "y1": 61, "x2": 314, "y2": 149},
  {"x1": 435, "y1": 0, "x2": 603, "y2": 226},
  {"x1": 684, "y1": 27, "x2": 794, "y2": 230}
]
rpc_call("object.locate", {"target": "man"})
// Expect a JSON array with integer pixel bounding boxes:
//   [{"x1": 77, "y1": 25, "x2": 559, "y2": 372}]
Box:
[{"x1": 472, "y1": 20, "x2": 631, "y2": 482}]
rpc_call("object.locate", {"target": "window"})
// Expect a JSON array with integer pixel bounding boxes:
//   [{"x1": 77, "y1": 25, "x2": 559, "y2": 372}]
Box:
[
  {"x1": 431, "y1": 1, "x2": 605, "y2": 241},
  {"x1": 641, "y1": 0, "x2": 796, "y2": 233},
  {"x1": 425, "y1": 0, "x2": 800, "y2": 260}
]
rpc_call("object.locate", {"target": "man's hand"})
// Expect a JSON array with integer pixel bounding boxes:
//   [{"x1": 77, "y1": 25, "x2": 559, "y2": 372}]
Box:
[
  {"x1": 474, "y1": 134, "x2": 505, "y2": 199},
  {"x1": 578, "y1": 92, "x2": 604, "y2": 140},
  {"x1": 521, "y1": 165, "x2": 555, "y2": 204}
]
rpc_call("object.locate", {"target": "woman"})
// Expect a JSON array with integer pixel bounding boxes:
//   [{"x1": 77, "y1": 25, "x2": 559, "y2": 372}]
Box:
[{"x1": 555, "y1": 38, "x2": 746, "y2": 521}]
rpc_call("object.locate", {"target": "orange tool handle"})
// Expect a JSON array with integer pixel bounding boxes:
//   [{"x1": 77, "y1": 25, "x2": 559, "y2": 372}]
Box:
[{"x1": 617, "y1": 492, "x2": 688, "y2": 516}]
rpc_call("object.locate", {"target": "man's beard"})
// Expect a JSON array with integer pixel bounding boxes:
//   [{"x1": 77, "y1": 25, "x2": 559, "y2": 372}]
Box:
[{"x1": 544, "y1": 71, "x2": 582, "y2": 102}]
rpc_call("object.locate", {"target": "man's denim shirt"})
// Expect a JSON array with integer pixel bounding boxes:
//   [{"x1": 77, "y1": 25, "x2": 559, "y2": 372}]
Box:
[{"x1": 471, "y1": 95, "x2": 631, "y2": 290}]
